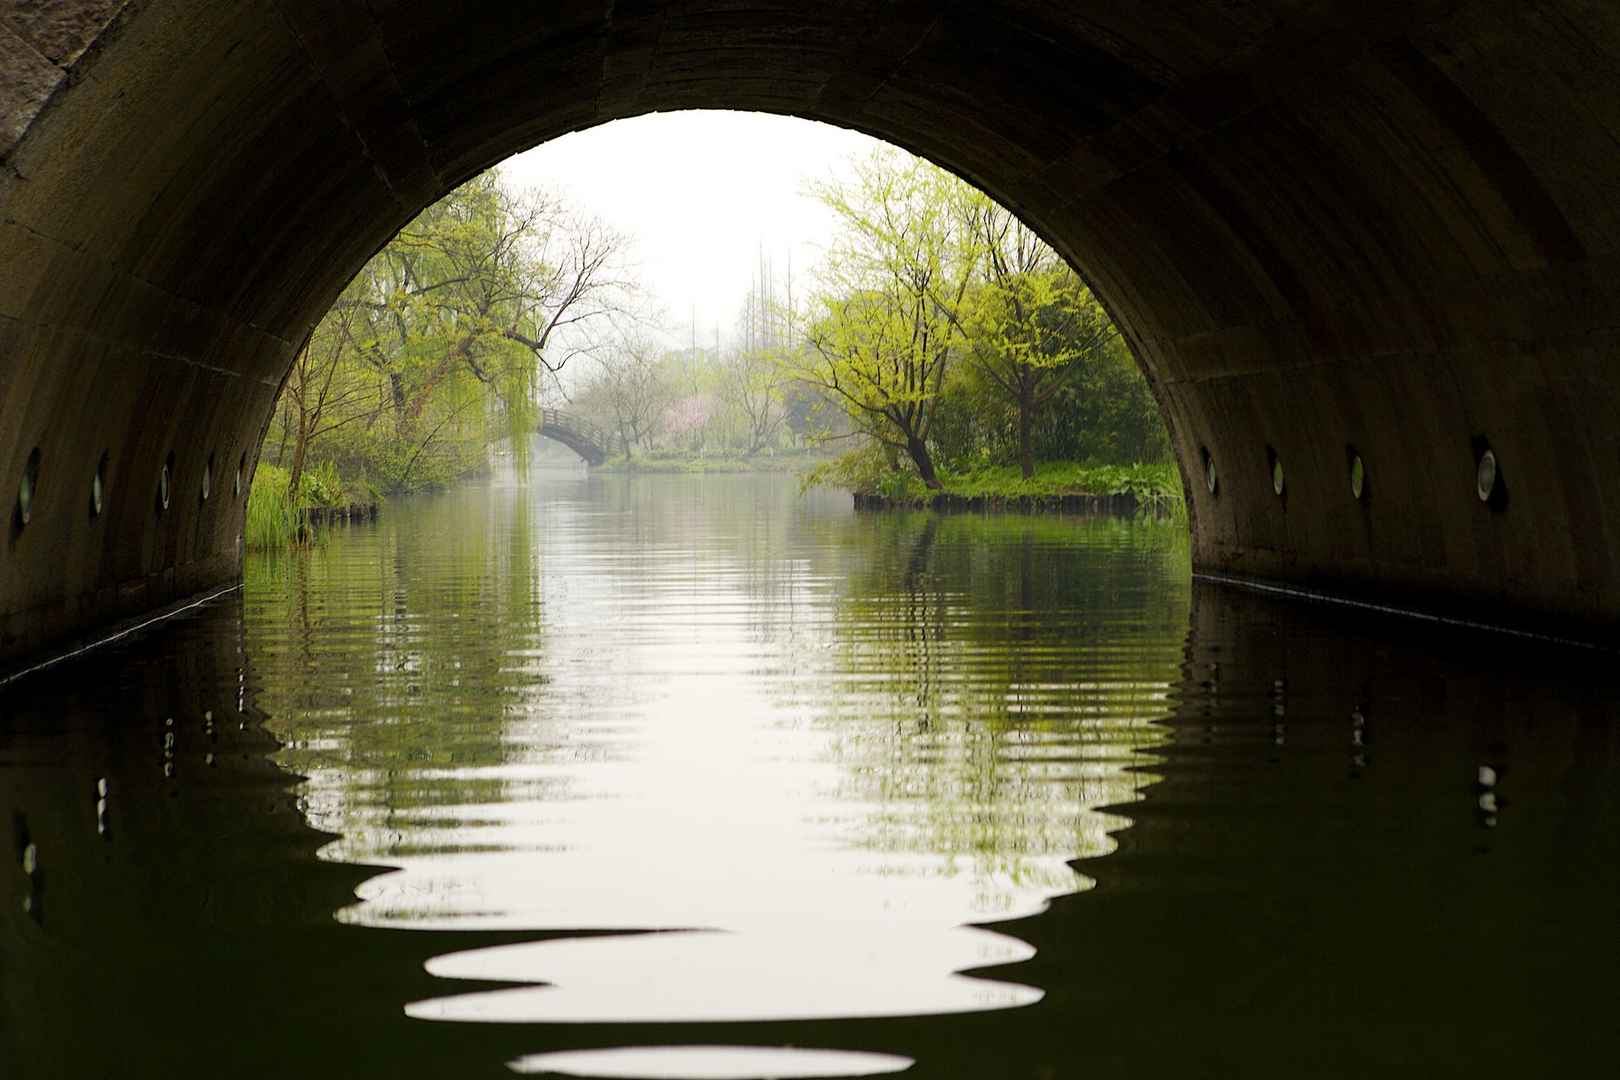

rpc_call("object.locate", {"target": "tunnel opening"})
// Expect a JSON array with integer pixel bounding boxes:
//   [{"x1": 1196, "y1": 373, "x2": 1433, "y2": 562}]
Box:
[
  {"x1": 244, "y1": 109, "x2": 1177, "y2": 529},
  {"x1": 4, "y1": 1, "x2": 1619, "y2": 669}
]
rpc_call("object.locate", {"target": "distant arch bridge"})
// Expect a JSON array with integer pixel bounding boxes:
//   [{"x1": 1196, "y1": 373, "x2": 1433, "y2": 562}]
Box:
[{"x1": 538, "y1": 408, "x2": 609, "y2": 467}]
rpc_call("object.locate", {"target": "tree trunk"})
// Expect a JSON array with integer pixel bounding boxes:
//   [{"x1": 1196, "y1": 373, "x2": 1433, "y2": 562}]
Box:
[
  {"x1": 906, "y1": 435, "x2": 942, "y2": 490},
  {"x1": 287, "y1": 422, "x2": 310, "y2": 500},
  {"x1": 388, "y1": 372, "x2": 408, "y2": 436},
  {"x1": 1018, "y1": 384, "x2": 1035, "y2": 479},
  {"x1": 273, "y1": 409, "x2": 291, "y2": 466}
]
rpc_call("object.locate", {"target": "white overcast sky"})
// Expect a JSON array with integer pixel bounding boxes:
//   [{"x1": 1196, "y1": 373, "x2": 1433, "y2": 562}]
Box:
[{"x1": 498, "y1": 111, "x2": 888, "y2": 349}]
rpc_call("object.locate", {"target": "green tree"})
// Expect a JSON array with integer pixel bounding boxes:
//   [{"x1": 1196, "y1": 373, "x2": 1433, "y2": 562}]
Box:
[
  {"x1": 956, "y1": 199, "x2": 1118, "y2": 478},
  {"x1": 791, "y1": 150, "x2": 976, "y2": 488},
  {"x1": 361, "y1": 174, "x2": 627, "y2": 446},
  {"x1": 277, "y1": 284, "x2": 386, "y2": 497},
  {"x1": 264, "y1": 170, "x2": 633, "y2": 497}
]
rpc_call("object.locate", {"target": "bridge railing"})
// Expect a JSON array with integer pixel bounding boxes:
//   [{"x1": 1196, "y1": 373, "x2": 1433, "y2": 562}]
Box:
[{"x1": 539, "y1": 407, "x2": 610, "y2": 462}]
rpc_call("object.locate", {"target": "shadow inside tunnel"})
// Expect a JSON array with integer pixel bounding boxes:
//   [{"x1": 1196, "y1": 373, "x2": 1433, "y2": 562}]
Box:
[{"x1": 3, "y1": 579, "x2": 1618, "y2": 1078}]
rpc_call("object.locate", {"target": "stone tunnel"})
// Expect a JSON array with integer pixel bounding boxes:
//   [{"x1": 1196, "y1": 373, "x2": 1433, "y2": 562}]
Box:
[{"x1": 3, "y1": 0, "x2": 1619, "y2": 666}]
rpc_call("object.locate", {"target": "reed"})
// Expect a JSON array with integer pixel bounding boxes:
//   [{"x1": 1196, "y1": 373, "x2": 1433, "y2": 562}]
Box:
[{"x1": 245, "y1": 464, "x2": 300, "y2": 551}]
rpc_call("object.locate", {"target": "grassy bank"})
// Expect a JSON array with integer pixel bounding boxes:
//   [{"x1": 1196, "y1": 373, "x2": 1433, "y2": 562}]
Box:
[
  {"x1": 245, "y1": 461, "x2": 380, "y2": 550},
  {"x1": 809, "y1": 454, "x2": 1184, "y2": 515},
  {"x1": 941, "y1": 461, "x2": 1181, "y2": 504}
]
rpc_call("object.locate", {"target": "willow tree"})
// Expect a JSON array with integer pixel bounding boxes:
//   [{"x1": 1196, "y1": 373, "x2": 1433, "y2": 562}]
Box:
[
  {"x1": 792, "y1": 150, "x2": 976, "y2": 489},
  {"x1": 340, "y1": 172, "x2": 630, "y2": 476},
  {"x1": 262, "y1": 171, "x2": 635, "y2": 494},
  {"x1": 956, "y1": 198, "x2": 1118, "y2": 478}
]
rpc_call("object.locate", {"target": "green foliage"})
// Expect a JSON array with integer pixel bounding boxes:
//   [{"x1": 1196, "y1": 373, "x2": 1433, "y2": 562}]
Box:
[
  {"x1": 245, "y1": 461, "x2": 381, "y2": 552},
  {"x1": 298, "y1": 460, "x2": 345, "y2": 507},
  {"x1": 807, "y1": 444, "x2": 1183, "y2": 512},
  {"x1": 786, "y1": 149, "x2": 975, "y2": 486},
  {"x1": 263, "y1": 169, "x2": 627, "y2": 498},
  {"x1": 942, "y1": 461, "x2": 1182, "y2": 505},
  {"x1": 784, "y1": 146, "x2": 1171, "y2": 491},
  {"x1": 801, "y1": 444, "x2": 937, "y2": 502},
  {"x1": 265, "y1": 144, "x2": 1172, "y2": 503},
  {"x1": 947, "y1": 196, "x2": 1129, "y2": 475},
  {"x1": 802, "y1": 441, "x2": 895, "y2": 495},
  {"x1": 930, "y1": 335, "x2": 1170, "y2": 471},
  {"x1": 245, "y1": 464, "x2": 300, "y2": 551}
]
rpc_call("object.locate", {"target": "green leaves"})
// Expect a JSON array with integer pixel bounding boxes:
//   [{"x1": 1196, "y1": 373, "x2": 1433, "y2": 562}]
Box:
[
  {"x1": 269, "y1": 169, "x2": 629, "y2": 495},
  {"x1": 789, "y1": 146, "x2": 1168, "y2": 487},
  {"x1": 789, "y1": 149, "x2": 978, "y2": 486}
]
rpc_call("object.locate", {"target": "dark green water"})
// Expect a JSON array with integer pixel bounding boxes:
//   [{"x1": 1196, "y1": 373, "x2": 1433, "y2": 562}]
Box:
[{"x1": 4, "y1": 473, "x2": 1617, "y2": 1077}]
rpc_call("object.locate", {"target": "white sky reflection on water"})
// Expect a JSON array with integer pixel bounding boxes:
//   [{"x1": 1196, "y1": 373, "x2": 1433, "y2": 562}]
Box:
[
  {"x1": 507, "y1": 1045, "x2": 915, "y2": 1078},
  {"x1": 265, "y1": 478, "x2": 1175, "y2": 1027}
]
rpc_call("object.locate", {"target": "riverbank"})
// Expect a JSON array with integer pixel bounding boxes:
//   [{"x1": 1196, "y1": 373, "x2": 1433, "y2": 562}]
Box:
[
  {"x1": 832, "y1": 460, "x2": 1184, "y2": 516},
  {"x1": 853, "y1": 489, "x2": 1147, "y2": 514},
  {"x1": 297, "y1": 503, "x2": 379, "y2": 527},
  {"x1": 246, "y1": 462, "x2": 382, "y2": 550}
]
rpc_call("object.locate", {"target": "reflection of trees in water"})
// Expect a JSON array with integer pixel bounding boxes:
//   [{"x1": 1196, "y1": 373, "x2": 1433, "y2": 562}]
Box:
[
  {"x1": 244, "y1": 478, "x2": 1191, "y2": 910},
  {"x1": 245, "y1": 488, "x2": 559, "y2": 864},
  {"x1": 803, "y1": 510, "x2": 1189, "y2": 895},
  {"x1": 487, "y1": 486, "x2": 1192, "y2": 900}
]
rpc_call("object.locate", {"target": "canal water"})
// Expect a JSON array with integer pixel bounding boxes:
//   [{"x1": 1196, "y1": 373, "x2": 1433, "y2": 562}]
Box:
[{"x1": 4, "y1": 473, "x2": 1617, "y2": 1077}]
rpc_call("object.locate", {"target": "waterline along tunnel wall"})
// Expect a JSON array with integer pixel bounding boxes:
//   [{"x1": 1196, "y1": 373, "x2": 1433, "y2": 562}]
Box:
[{"x1": 2, "y1": 0, "x2": 1619, "y2": 664}]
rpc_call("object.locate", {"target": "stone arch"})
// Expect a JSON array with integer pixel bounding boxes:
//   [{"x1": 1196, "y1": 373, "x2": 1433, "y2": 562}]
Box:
[{"x1": 3, "y1": 1, "x2": 1618, "y2": 663}]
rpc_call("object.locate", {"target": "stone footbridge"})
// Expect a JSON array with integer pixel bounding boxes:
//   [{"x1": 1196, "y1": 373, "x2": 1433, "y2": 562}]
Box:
[{"x1": 539, "y1": 408, "x2": 609, "y2": 467}]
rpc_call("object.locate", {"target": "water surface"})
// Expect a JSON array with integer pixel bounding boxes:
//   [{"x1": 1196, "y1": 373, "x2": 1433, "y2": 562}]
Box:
[{"x1": 4, "y1": 473, "x2": 1616, "y2": 1077}]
